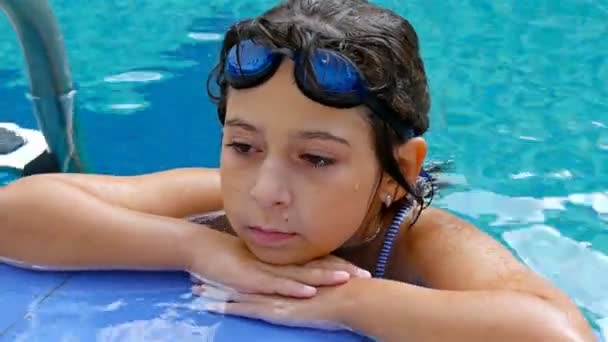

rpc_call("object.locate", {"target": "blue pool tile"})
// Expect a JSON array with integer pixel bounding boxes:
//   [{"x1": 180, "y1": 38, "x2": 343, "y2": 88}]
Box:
[
  {"x1": 0, "y1": 264, "x2": 71, "y2": 334},
  {"x1": 1, "y1": 269, "x2": 367, "y2": 341}
]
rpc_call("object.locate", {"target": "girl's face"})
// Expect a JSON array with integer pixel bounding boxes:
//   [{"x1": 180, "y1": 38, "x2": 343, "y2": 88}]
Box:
[{"x1": 220, "y1": 60, "x2": 384, "y2": 265}]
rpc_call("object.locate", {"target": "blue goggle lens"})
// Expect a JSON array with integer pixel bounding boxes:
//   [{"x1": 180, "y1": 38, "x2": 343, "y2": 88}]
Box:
[
  {"x1": 306, "y1": 49, "x2": 362, "y2": 94},
  {"x1": 226, "y1": 40, "x2": 275, "y2": 77},
  {"x1": 226, "y1": 40, "x2": 363, "y2": 97}
]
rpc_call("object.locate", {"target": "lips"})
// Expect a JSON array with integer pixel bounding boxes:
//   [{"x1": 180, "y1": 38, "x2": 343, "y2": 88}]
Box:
[{"x1": 245, "y1": 225, "x2": 297, "y2": 246}]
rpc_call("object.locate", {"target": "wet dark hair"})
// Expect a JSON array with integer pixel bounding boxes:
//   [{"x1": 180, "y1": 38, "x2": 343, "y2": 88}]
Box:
[{"x1": 207, "y1": 0, "x2": 433, "y2": 221}]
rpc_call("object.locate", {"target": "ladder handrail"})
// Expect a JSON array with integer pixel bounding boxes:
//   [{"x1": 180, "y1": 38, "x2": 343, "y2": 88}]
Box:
[{"x1": 0, "y1": 0, "x2": 83, "y2": 172}]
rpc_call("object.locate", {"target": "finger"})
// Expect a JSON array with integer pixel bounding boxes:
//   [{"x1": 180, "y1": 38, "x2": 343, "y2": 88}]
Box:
[
  {"x1": 205, "y1": 301, "x2": 281, "y2": 325},
  {"x1": 191, "y1": 272, "x2": 239, "y2": 291},
  {"x1": 205, "y1": 301, "x2": 261, "y2": 317},
  {"x1": 216, "y1": 268, "x2": 317, "y2": 298},
  {"x1": 189, "y1": 274, "x2": 203, "y2": 284},
  {"x1": 261, "y1": 264, "x2": 351, "y2": 286},
  {"x1": 193, "y1": 284, "x2": 275, "y2": 303},
  {"x1": 192, "y1": 284, "x2": 238, "y2": 301},
  {"x1": 205, "y1": 301, "x2": 349, "y2": 332},
  {"x1": 257, "y1": 273, "x2": 319, "y2": 298},
  {"x1": 305, "y1": 257, "x2": 372, "y2": 278},
  {"x1": 306, "y1": 260, "x2": 372, "y2": 278},
  {"x1": 205, "y1": 301, "x2": 312, "y2": 330}
]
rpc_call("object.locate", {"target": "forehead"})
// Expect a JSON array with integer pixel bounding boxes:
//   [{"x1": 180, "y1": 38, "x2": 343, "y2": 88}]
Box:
[{"x1": 224, "y1": 60, "x2": 373, "y2": 139}]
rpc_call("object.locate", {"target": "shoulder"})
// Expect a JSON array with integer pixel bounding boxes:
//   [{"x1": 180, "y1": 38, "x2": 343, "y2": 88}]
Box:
[
  {"x1": 395, "y1": 206, "x2": 595, "y2": 340},
  {"x1": 405, "y1": 206, "x2": 476, "y2": 248},
  {"x1": 396, "y1": 206, "x2": 529, "y2": 290}
]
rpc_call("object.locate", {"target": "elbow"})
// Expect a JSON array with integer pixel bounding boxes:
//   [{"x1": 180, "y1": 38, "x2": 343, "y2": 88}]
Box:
[
  {"x1": 0, "y1": 176, "x2": 36, "y2": 228},
  {"x1": 0, "y1": 175, "x2": 64, "y2": 220},
  {"x1": 2, "y1": 173, "x2": 65, "y2": 198},
  {"x1": 527, "y1": 303, "x2": 595, "y2": 342},
  {"x1": 500, "y1": 291, "x2": 596, "y2": 342},
  {"x1": 2, "y1": 173, "x2": 43, "y2": 193},
  {"x1": 532, "y1": 324, "x2": 591, "y2": 342}
]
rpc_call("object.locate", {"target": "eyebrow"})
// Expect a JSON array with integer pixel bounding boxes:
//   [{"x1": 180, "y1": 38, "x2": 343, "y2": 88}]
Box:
[
  {"x1": 225, "y1": 118, "x2": 258, "y2": 132},
  {"x1": 295, "y1": 131, "x2": 351, "y2": 146},
  {"x1": 225, "y1": 117, "x2": 350, "y2": 146}
]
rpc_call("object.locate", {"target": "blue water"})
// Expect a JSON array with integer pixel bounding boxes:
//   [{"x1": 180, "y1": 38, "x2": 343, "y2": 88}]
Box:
[{"x1": 1, "y1": 0, "x2": 607, "y2": 340}]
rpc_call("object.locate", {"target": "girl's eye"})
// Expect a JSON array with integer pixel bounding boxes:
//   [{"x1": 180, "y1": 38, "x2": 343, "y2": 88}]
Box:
[
  {"x1": 226, "y1": 142, "x2": 256, "y2": 154},
  {"x1": 301, "y1": 154, "x2": 335, "y2": 168}
]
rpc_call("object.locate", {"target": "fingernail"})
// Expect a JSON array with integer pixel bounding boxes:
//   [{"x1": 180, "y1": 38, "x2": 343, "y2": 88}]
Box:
[
  {"x1": 357, "y1": 269, "x2": 372, "y2": 278},
  {"x1": 298, "y1": 285, "x2": 317, "y2": 297},
  {"x1": 204, "y1": 303, "x2": 222, "y2": 312},
  {"x1": 191, "y1": 287, "x2": 201, "y2": 296},
  {"x1": 332, "y1": 271, "x2": 350, "y2": 281}
]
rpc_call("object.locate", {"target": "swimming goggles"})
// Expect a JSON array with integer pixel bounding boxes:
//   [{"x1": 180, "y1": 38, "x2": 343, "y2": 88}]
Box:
[{"x1": 225, "y1": 39, "x2": 415, "y2": 138}]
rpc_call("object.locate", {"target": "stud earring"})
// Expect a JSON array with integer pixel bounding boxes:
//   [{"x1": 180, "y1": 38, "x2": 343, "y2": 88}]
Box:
[{"x1": 384, "y1": 194, "x2": 393, "y2": 208}]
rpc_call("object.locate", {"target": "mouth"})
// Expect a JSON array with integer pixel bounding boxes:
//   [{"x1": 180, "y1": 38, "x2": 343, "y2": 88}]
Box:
[{"x1": 244, "y1": 225, "x2": 298, "y2": 247}]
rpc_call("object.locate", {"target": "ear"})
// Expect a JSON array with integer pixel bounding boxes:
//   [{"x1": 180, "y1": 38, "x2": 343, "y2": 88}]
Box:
[
  {"x1": 376, "y1": 137, "x2": 427, "y2": 205},
  {"x1": 398, "y1": 137, "x2": 427, "y2": 184}
]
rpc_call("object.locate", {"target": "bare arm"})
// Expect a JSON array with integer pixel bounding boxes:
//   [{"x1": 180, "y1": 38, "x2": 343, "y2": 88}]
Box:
[
  {"x1": 0, "y1": 175, "x2": 218, "y2": 270},
  {"x1": 32, "y1": 167, "x2": 223, "y2": 218},
  {"x1": 0, "y1": 173, "x2": 366, "y2": 297},
  {"x1": 339, "y1": 208, "x2": 594, "y2": 341},
  {"x1": 340, "y1": 277, "x2": 588, "y2": 342}
]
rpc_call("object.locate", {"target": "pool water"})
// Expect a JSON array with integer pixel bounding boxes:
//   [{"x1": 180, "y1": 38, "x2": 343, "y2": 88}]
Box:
[{"x1": 1, "y1": 0, "x2": 607, "y2": 339}]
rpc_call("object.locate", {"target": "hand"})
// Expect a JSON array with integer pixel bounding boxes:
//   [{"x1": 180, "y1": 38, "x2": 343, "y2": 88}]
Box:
[
  {"x1": 185, "y1": 228, "x2": 371, "y2": 298},
  {"x1": 194, "y1": 281, "x2": 354, "y2": 331}
]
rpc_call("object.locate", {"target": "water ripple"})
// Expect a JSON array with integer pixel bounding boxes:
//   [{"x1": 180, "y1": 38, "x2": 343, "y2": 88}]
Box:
[
  {"x1": 104, "y1": 71, "x2": 165, "y2": 83},
  {"x1": 504, "y1": 225, "x2": 608, "y2": 321}
]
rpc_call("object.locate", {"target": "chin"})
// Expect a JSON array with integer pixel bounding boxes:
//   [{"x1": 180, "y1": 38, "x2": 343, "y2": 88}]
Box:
[{"x1": 245, "y1": 243, "x2": 318, "y2": 266}]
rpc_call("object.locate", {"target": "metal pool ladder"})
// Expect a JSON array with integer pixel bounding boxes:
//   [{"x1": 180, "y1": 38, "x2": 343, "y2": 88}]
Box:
[{"x1": 0, "y1": 0, "x2": 83, "y2": 174}]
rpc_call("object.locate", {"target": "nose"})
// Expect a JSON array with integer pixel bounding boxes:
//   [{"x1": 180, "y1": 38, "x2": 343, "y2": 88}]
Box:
[{"x1": 249, "y1": 158, "x2": 292, "y2": 209}]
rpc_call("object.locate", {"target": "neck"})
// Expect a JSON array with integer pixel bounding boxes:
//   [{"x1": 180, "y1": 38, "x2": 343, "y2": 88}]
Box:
[{"x1": 334, "y1": 204, "x2": 404, "y2": 272}]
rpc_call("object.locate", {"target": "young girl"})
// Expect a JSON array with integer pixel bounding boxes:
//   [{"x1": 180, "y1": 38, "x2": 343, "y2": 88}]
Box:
[{"x1": 0, "y1": 0, "x2": 594, "y2": 340}]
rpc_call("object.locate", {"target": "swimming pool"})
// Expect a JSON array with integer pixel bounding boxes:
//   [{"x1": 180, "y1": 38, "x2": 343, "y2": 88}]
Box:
[{"x1": 1, "y1": 0, "x2": 607, "y2": 340}]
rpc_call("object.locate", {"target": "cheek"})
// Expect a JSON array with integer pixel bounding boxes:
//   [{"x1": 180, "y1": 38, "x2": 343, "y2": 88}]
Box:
[
  {"x1": 297, "y1": 164, "x2": 379, "y2": 249},
  {"x1": 219, "y1": 151, "x2": 250, "y2": 209}
]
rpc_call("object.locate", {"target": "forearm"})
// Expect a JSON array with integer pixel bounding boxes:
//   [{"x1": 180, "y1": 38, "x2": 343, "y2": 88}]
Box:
[
  {"x1": 36, "y1": 167, "x2": 223, "y2": 218},
  {"x1": 340, "y1": 278, "x2": 590, "y2": 342},
  {"x1": 112, "y1": 167, "x2": 223, "y2": 217},
  {"x1": 0, "y1": 177, "x2": 201, "y2": 271}
]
